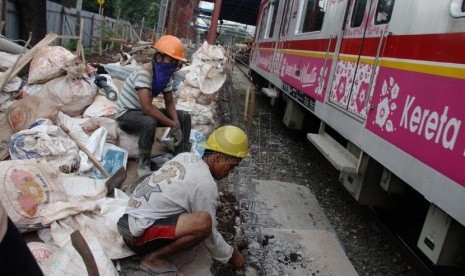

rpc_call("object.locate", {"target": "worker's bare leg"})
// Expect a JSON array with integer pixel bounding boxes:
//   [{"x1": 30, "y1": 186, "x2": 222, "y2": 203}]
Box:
[{"x1": 140, "y1": 212, "x2": 212, "y2": 272}]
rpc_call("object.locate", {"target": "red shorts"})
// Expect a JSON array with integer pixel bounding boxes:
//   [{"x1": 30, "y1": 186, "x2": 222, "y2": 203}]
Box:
[{"x1": 117, "y1": 213, "x2": 181, "y2": 255}]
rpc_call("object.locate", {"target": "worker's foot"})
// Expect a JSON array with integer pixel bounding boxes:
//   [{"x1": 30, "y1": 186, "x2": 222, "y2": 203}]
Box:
[{"x1": 140, "y1": 259, "x2": 182, "y2": 276}]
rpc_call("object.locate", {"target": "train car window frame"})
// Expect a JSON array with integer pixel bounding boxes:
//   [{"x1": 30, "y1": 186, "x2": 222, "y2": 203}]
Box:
[
  {"x1": 350, "y1": 0, "x2": 368, "y2": 28},
  {"x1": 258, "y1": 5, "x2": 270, "y2": 40},
  {"x1": 374, "y1": 0, "x2": 395, "y2": 25},
  {"x1": 295, "y1": 0, "x2": 329, "y2": 34},
  {"x1": 266, "y1": 1, "x2": 279, "y2": 39},
  {"x1": 450, "y1": 0, "x2": 465, "y2": 17}
]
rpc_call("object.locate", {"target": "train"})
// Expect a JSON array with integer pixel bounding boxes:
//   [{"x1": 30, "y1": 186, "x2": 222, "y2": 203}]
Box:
[{"x1": 248, "y1": 0, "x2": 465, "y2": 268}]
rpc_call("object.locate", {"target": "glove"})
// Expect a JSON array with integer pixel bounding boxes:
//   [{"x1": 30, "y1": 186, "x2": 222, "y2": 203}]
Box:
[{"x1": 169, "y1": 122, "x2": 183, "y2": 147}]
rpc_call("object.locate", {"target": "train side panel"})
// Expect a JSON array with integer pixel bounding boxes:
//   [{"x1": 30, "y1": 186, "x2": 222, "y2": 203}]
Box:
[{"x1": 249, "y1": 0, "x2": 465, "y2": 265}]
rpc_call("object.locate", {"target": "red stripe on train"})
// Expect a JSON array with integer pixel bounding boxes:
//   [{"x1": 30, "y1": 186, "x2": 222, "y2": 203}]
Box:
[{"x1": 254, "y1": 33, "x2": 465, "y2": 64}]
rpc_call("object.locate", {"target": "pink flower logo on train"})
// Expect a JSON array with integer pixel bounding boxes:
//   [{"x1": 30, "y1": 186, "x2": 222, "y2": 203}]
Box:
[
  {"x1": 355, "y1": 82, "x2": 368, "y2": 112},
  {"x1": 336, "y1": 76, "x2": 347, "y2": 102},
  {"x1": 373, "y1": 77, "x2": 399, "y2": 132}
]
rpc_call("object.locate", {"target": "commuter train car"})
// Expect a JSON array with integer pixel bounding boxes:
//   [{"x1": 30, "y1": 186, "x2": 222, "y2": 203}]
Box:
[{"x1": 249, "y1": 0, "x2": 465, "y2": 267}]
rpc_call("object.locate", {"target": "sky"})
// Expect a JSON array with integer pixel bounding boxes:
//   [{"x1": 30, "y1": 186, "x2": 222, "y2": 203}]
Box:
[{"x1": 198, "y1": 1, "x2": 255, "y2": 36}]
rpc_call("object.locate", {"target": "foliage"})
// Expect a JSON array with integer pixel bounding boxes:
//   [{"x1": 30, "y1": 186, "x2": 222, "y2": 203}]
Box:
[{"x1": 82, "y1": 0, "x2": 160, "y2": 27}]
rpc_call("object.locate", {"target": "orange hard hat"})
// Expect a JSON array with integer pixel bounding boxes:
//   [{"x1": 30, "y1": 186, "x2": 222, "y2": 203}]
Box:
[{"x1": 153, "y1": 35, "x2": 187, "y2": 62}]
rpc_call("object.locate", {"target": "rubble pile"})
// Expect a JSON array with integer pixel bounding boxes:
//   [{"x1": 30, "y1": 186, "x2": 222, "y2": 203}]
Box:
[{"x1": 0, "y1": 34, "x2": 228, "y2": 275}]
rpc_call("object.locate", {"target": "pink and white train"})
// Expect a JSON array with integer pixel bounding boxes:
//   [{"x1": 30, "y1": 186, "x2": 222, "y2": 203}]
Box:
[{"x1": 249, "y1": 0, "x2": 465, "y2": 267}]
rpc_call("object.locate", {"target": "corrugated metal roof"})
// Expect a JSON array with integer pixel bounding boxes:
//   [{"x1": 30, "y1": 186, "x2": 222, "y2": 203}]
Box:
[{"x1": 203, "y1": 0, "x2": 261, "y2": 26}]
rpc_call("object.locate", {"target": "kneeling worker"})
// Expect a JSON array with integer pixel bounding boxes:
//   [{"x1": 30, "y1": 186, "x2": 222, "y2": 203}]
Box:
[{"x1": 117, "y1": 125, "x2": 249, "y2": 274}]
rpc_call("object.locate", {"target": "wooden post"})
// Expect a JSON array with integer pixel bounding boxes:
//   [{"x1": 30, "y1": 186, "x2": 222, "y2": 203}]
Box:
[
  {"x1": 78, "y1": 18, "x2": 85, "y2": 64},
  {"x1": 247, "y1": 90, "x2": 256, "y2": 134},
  {"x1": 99, "y1": 13, "x2": 103, "y2": 54},
  {"x1": 59, "y1": 7, "x2": 65, "y2": 46},
  {"x1": 139, "y1": 17, "x2": 145, "y2": 41},
  {"x1": 120, "y1": 26, "x2": 126, "y2": 51},
  {"x1": 244, "y1": 86, "x2": 250, "y2": 120},
  {"x1": 151, "y1": 23, "x2": 157, "y2": 42}
]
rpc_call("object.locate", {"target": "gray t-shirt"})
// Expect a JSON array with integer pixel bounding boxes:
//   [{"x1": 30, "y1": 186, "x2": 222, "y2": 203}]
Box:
[
  {"x1": 125, "y1": 152, "x2": 234, "y2": 263},
  {"x1": 115, "y1": 65, "x2": 173, "y2": 118}
]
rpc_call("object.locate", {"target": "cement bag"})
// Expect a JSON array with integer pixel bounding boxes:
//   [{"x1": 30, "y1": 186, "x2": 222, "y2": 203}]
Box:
[
  {"x1": 0, "y1": 159, "x2": 68, "y2": 232},
  {"x1": 5, "y1": 95, "x2": 62, "y2": 133},
  {"x1": 198, "y1": 63, "x2": 226, "y2": 95},
  {"x1": 22, "y1": 83, "x2": 43, "y2": 96},
  {"x1": 0, "y1": 120, "x2": 12, "y2": 161},
  {"x1": 193, "y1": 41, "x2": 225, "y2": 61},
  {"x1": 180, "y1": 102, "x2": 214, "y2": 125},
  {"x1": 190, "y1": 129, "x2": 207, "y2": 157},
  {"x1": 0, "y1": 51, "x2": 19, "y2": 71},
  {"x1": 79, "y1": 117, "x2": 119, "y2": 144},
  {"x1": 78, "y1": 127, "x2": 128, "y2": 179},
  {"x1": 184, "y1": 66, "x2": 201, "y2": 88},
  {"x1": 39, "y1": 75, "x2": 98, "y2": 116},
  {"x1": 0, "y1": 73, "x2": 23, "y2": 111},
  {"x1": 51, "y1": 198, "x2": 133, "y2": 260},
  {"x1": 59, "y1": 174, "x2": 107, "y2": 202},
  {"x1": 9, "y1": 118, "x2": 80, "y2": 173},
  {"x1": 28, "y1": 228, "x2": 119, "y2": 276},
  {"x1": 192, "y1": 124, "x2": 215, "y2": 140},
  {"x1": 28, "y1": 46, "x2": 76, "y2": 84},
  {"x1": 177, "y1": 83, "x2": 201, "y2": 100},
  {"x1": 83, "y1": 95, "x2": 117, "y2": 118}
]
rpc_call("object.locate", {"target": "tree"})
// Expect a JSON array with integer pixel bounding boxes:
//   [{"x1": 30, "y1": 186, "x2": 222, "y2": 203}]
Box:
[{"x1": 15, "y1": 0, "x2": 47, "y2": 46}]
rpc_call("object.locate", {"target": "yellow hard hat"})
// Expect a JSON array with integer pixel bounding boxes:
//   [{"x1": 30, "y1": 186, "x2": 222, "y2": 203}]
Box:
[
  {"x1": 199, "y1": 125, "x2": 249, "y2": 158},
  {"x1": 153, "y1": 35, "x2": 187, "y2": 62}
]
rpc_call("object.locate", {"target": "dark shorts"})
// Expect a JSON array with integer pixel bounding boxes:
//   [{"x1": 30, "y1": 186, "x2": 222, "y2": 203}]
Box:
[{"x1": 117, "y1": 213, "x2": 181, "y2": 255}]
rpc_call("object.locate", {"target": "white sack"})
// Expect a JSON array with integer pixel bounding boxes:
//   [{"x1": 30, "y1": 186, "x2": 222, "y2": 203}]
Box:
[
  {"x1": 0, "y1": 159, "x2": 68, "y2": 232},
  {"x1": 28, "y1": 227, "x2": 119, "y2": 276},
  {"x1": 38, "y1": 75, "x2": 98, "y2": 116},
  {"x1": 50, "y1": 195, "x2": 133, "y2": 260},
  {"x1": 9, "y1": 118, "x2": 80, "y2": 173},
  {"x1": 198, "y1": 63, "x2": 226, "y2": 95},
  {"x1": 28, "y1": 46, "x2": 76, "y2": 84}
]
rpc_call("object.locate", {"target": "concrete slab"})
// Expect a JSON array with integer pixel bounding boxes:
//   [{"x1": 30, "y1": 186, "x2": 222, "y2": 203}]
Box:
[
  {"x1": 252, "y1": 180, "x2": 334, "y2": 231},
  {"x1": 241, "y1": 180, "x2": 357, "y2": 275}
]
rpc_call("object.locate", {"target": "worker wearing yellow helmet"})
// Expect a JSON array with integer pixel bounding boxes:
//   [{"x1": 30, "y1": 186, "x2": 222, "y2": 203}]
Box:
[
  {"x1": 115, "y1": 35, "x2": 190, "y2": 183},
  {"x1": 117, "y1": 125, "x2": 249, "y2": 274}
]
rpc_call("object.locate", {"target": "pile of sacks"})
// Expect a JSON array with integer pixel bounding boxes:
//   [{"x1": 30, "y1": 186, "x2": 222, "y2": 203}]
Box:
[{"x1": 0, "y1": 40, "x2": 230, "y2": 275}]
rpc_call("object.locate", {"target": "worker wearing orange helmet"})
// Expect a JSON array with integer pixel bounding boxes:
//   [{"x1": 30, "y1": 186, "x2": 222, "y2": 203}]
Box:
[
  {"x1": 115, "y1": 35, "x2": 191, "y2": 183},
  {"x1": 117, "y1": 125, "x2": 248, "y2": 274}
]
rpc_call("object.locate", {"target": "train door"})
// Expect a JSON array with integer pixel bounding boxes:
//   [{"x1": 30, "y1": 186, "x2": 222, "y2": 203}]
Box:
[
  {"x1": 328, "y1": 0, "x2": 395, "y2": 119},
  {"x1": 271, "y1": 0, "x2": 294, "y2": 76}
]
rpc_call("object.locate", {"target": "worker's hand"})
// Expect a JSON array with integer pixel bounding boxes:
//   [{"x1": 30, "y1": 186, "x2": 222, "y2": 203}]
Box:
[
  {"x1": 169, "y1": 122, "x2": 183, "y2": 147},
  {"x1": 229, "y1": 248, "x2": 246, "y2": 269}
]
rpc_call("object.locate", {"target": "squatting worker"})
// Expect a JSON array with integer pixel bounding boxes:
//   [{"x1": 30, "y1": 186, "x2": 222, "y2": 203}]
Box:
[
  {"x1": 117, "y1": 125, "x2": 248, "y2": 274},
  {"x1": 115, "y1": 35, "x2": 191, "y2": 181}
]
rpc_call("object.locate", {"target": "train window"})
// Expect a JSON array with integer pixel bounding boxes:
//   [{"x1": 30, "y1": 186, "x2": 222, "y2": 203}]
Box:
[
  {"x1": 258, "y1": 6, "x2": 270, "y2": 39},
  {"x1": 297, "y1": 0, "x2": 328, "y2": 33},
  {"x1": 266, "y1": 2, "x2": 279, "y2": 38},
  {"x1": 350, "y1": 0, "x2": 368, "y2": 28},
  {"x1": 375, "y1": 0, "x2": 395, "y2": 24},
  {"x1": 450, "y1": 0, "x2": 465, "y2": 17}
]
